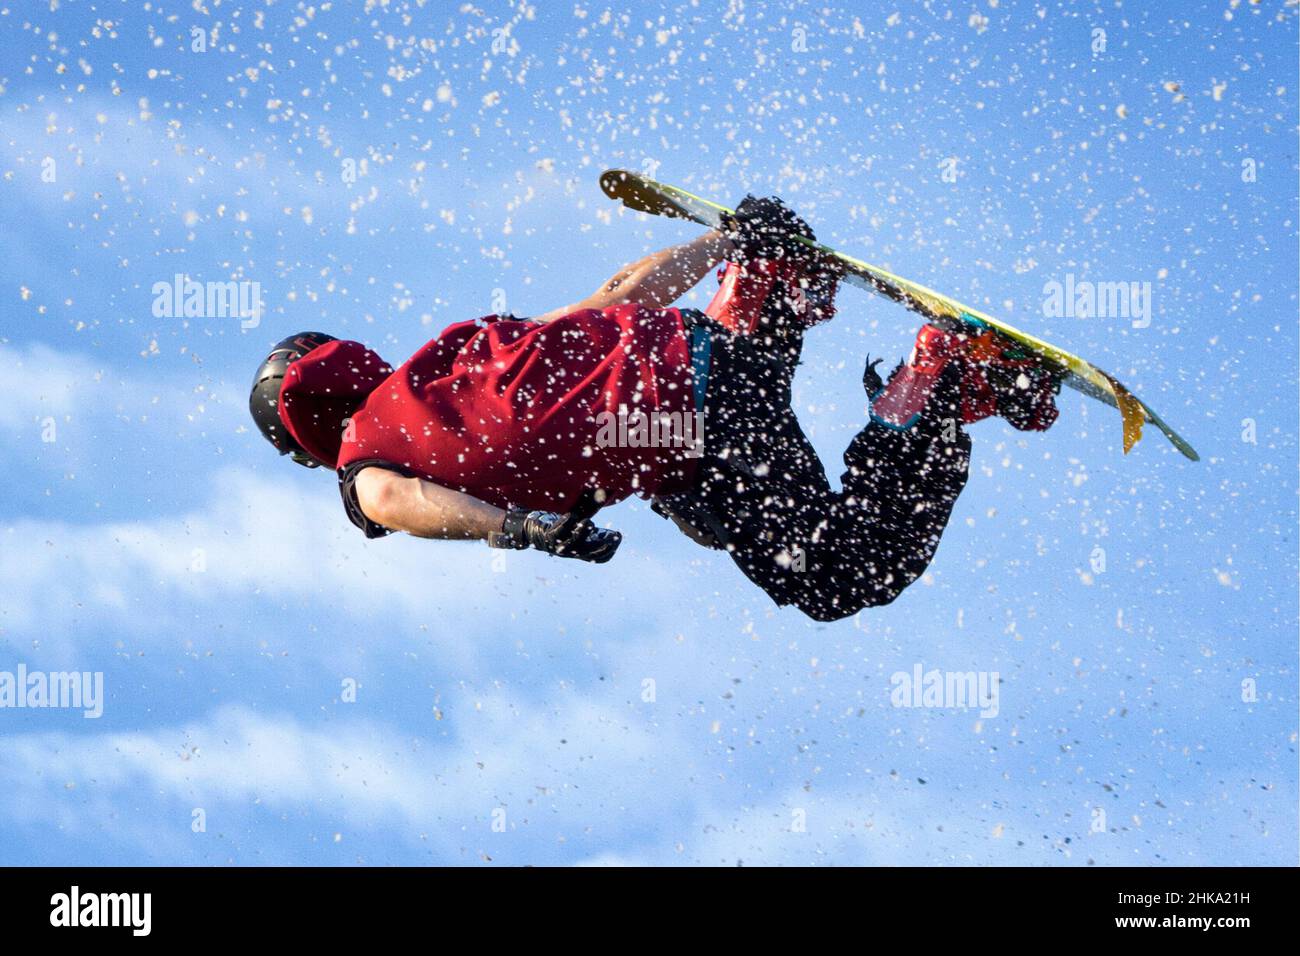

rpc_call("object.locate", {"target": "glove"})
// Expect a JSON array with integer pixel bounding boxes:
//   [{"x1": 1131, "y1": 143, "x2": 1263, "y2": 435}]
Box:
[
  {"x1": 488, "y1": 489, "x2": 622, "y2": 563},
  {"x1": 719, "y1": 195, "x2": 817, "y2": 262}
]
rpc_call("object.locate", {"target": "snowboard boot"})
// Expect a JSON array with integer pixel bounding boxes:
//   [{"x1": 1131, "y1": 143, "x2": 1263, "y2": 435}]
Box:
[
  {"x1": 703, "y1": 246, "x2": 839, "y2": 391},
  {"x1": 869, "y1": 324, "x2": 1064, "y2": 432},
  {"x1": 705, "y1": 256, "x2": 838, "y2": 337}
]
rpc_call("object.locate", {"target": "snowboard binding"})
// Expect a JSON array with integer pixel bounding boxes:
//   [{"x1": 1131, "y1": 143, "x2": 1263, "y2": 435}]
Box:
[{"x1": 870, "y1": 324, "x2": 1065, "y2": 433}]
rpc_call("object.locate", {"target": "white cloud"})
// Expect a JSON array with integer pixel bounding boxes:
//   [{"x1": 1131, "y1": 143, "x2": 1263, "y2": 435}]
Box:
[
  {"x1": 0, "y1": 459, "x2": 685, "y2": 665},
  {"x1": 0, "y1": 342, "x2": 241, "y2": 444},
  {"x1": 0, "y1": 698, "x2": 700, "y2": 861},
  {"x1": 0, "y1": 700, "x2": 1155, "y2": 867}
]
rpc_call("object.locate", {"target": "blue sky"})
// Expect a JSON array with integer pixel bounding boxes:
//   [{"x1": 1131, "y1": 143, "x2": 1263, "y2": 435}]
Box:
[{"x1": 0, "y1": 0, "x2": 1295, "y2": 866}]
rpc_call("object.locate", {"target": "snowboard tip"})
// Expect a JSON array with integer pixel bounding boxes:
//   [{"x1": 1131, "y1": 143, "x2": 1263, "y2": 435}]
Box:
[{"x1": 599, "y1": 168, "x2": 629, "y2": 199}]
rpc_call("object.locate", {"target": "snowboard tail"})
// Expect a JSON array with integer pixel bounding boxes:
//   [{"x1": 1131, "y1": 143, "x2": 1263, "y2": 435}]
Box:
[{"x1": 600, "y1": 168, "x2": 1198, "y2": 461}]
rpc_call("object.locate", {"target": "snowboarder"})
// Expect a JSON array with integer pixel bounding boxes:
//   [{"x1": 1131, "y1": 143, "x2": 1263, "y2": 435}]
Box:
[{"x1": 249, "y1": 197, "x2": 1063, "y2": 621}]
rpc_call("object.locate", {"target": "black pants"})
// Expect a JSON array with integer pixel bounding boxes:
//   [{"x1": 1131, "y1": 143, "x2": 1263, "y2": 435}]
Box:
[{"x1": 656, "y1": 313, "x2": 971, "y2": 622}]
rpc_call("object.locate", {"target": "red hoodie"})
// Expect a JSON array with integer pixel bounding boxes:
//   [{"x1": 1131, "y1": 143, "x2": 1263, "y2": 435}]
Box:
[{"x1": 280, "y1": 306, "x2": 701, "y2": 531}]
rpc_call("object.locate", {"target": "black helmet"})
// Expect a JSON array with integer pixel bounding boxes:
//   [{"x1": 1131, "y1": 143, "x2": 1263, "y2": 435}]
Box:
[{"x1": 249, "y1": 331, "x2": 337, "y2": 467}]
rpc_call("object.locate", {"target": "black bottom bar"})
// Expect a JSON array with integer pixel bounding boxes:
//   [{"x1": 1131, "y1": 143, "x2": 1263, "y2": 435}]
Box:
[{"x1": 0, "y1": 865, "x2": 1289, "y2": 941}]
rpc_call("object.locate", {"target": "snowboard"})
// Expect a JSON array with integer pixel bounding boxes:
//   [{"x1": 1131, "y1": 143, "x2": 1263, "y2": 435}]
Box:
[{"x1": 599, "y1": 168, "x2": 1199, "y2": 461}]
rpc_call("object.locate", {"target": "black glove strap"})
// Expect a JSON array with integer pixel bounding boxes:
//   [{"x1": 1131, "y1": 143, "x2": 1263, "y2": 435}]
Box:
[
  {"x1": 488, "y1": 510, "x2": 535, "y2": 550},
  {"x1": 486, "y1": 495, "x2": 622, "y2": 564}
]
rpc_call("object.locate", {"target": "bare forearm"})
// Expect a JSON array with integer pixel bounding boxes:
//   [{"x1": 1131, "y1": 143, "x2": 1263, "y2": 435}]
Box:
[
  {"x1": 599, "y1": 231, "x2": 732, "y2": 307},
  {"x1": 358, "y1": 470, "x2": 505, "y2": 540},
  {"x1": 536, "y1": 231, "x2": 732, "y2": 321},
  {"x1": 403, "y1": 480, "x2": 504, "y2": 539},
  {"x1": 356, "y1": 473, "x2": 621, "y2": 563}
]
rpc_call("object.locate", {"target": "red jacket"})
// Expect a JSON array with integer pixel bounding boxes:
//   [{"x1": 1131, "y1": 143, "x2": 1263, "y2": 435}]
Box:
[{"x1": 280, "y1": 306, "x2": 700, "y2": 517}]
